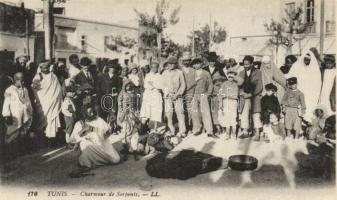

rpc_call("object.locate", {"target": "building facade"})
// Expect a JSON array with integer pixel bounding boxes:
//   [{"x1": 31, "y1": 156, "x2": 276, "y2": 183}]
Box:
[
  {"x1": 34, "y1": 13, "x2": 139, "y2": 67},
  {"x1": 213, "y1": 0, "x2": 335, "y2": 65},
  {"x1": 0, "y1": 2, "x2": 35, "y2": 64}
]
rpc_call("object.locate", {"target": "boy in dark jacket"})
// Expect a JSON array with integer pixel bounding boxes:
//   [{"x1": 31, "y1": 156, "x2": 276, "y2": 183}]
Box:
[{"x1": 261, "y1": 83, "x2": 281, "y2": 124}]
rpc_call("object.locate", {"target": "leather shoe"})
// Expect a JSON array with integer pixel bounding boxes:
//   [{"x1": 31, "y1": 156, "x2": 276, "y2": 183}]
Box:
[
  {"x1": 207, "y1": 134, "x2": 219, "y2": 139},
  {"x1": 193, "y1": 131, "x2": 202, "y2": 136}
]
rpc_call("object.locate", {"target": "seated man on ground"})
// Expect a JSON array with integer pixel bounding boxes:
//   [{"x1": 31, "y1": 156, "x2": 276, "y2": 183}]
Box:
[{"x1": 69, "y1": 105, "x2": 120, "y2": 173}]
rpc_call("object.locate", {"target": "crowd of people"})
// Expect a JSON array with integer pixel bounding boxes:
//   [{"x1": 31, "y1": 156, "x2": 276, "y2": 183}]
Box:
[{"x1": 0, "y1": 47, "x2": 335, "y2": 175}]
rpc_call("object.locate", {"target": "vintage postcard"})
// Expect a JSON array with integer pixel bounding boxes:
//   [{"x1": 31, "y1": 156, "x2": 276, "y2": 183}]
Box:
[{"x1": 0, "y1": 0, "x2": 336, "y2": 199}]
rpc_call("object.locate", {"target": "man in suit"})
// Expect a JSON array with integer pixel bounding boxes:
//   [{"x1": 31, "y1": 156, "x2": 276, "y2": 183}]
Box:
[
  {"x1": 74, "y1": 57, "x2": 96, "y2": 91},
  {"x1": 191, "y1": 58, "x2": 217, "y2": 138},
  {"x1": 238, "y1": 55, "x2": 263, "y2": 140},
  {"x1": 203, "y1": 52, "x2": 226, "y2": 135},
  {"x1": 181, "y1": 52, "x2": 196, "y2": 136},
  {"x1": 98, "y1": 60, "x2": 123, "y2": 118}
]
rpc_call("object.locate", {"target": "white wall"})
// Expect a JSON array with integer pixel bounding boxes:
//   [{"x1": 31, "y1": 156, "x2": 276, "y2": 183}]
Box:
[
  {"x1": 0, "y1": 33, "x2": 35, "y2": 60},
  {"x1": 52, "y1": 16, "x2": 139, "y2": 65}
]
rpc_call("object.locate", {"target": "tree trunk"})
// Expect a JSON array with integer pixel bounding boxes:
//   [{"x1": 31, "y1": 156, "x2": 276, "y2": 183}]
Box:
[
  {"x1": 288, "y1": 34, "x2": 293, "y2": 54},
  {"x1": 157, "y1": 32, "x2": 162, "y2": 61}
]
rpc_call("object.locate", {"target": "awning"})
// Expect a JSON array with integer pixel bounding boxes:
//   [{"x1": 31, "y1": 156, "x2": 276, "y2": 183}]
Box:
[
  {"x1": 222, "y1": 35, "x2": 336, "y2": 59},
  {"x1": 224, "y1": 37, "x2": 273, "y2": 57},
  {"x1": 291, "y1": 36, "x2": 336, "y2": 55}
]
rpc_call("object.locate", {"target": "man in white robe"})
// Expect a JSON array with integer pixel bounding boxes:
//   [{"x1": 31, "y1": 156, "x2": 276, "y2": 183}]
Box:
[
  {"x1": 32, "y1": 62, "x2": 63, "y2": 139},
  {"x1": 288, "y1": 50, "x2": 322, "y2": 122},
  {"x1": 2, "y1": 72, "x2": 32, "y2": 143},
  {"x1": 69, "y1": 105, "x2": 120, "y2": 168}
]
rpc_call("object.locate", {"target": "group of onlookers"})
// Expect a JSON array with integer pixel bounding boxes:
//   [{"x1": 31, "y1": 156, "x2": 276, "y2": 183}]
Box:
[{"x1": 0, "y1": 48, "x2": 335, "y2": 175}]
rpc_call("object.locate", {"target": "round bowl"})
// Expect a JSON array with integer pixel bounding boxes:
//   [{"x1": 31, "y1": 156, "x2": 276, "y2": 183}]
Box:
[{"x1": 228, "y1": 155, "x2": 258, "y2": 171}]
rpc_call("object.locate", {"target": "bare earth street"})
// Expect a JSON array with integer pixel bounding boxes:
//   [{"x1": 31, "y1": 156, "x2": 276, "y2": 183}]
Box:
[{"x1": 1, "y1": 131, "x2": 335, "y2": 192}]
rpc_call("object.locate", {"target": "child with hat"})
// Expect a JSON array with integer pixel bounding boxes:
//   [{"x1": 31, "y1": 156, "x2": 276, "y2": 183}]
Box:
[
  {"x1": 261, "y1": 83, "x2": 281, "y2": 125},
  {"x1": 281, "y1": 77, "x2": 306, "y2": 139},
  {"x1": 129, "y1": 63, "x2": 141, "y2": 87},
  {"x1": 62, "y1": 85, "x2": 77, "y2": 146},
  {"x1": 218, "y1": 68, "x2": 241, "y2": 139}
]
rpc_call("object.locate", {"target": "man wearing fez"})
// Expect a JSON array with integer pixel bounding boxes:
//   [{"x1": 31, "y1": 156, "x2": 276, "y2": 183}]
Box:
[
  {"x1": 238, "y1": 55, "x2": 263, "y2": 140},
  {"x1": 204, "y1": 52, "x2": 226, "y2": 135}
]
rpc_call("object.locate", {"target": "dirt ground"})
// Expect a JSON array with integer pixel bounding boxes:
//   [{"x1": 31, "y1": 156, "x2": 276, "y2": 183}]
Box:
[{"x1": 1, "y1": 129, "x2": 335, "y2": 194}]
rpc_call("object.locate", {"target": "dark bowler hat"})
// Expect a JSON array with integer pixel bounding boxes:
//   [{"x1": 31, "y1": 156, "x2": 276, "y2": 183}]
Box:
[
  {"x1": 80, "y1": 57, "x2": 92, "y2": 66},
  {"x1": 242, "y1": 55, "x2": 254, "y2": 64},
  {"x1": 191, "y1": 57, "x2": 203, "y2": 65},
  {"x1": 106, "y1": 60, "x2": 117, "y2": 68},
  {"x1": 265, "y1": 83, "x2": 277, "y2": 92},
  {"x1": 207, "y1": 52, "x2": 218, "y2": 62},
  {"x1": 287, "y1": 77, "x2": 297, "y2": 85}
]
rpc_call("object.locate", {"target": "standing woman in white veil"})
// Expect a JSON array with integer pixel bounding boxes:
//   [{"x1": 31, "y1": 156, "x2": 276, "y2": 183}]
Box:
[{"x1": 288, "y1": 49, "x2": 322, "y2": 122}]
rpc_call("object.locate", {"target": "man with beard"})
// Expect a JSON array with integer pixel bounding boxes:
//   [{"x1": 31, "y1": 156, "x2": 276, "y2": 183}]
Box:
[
  {"x1": 288, "y1": 50, "x2": 321, "y2": 122},
  {"x1": 238, "y1": 56, "x2": 263, "y2": 140}
]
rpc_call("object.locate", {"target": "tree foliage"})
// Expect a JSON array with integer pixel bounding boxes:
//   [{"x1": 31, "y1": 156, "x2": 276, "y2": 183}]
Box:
[
  {"x1": 134, "y1": 0, "x2": 181, "y2": 33},
  {"x1": 264, "y1": 6, "x2": 309, "y2": 52},
  {"x1": 187, "y1": 21, "x2": 227, "y2": 56}
]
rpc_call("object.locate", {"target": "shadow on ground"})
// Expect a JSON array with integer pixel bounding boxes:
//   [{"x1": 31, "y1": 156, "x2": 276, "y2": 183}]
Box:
[{"x1": 0, "y1": 133, "x2": 335, "y2": 190}]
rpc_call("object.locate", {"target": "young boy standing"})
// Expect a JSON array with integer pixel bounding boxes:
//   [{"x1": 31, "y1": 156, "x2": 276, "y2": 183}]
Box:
[
  {"x1": 2, "y1": 72, "x2": 33, "y2": 145},
  {"x1": 61, "y1": 85, "x2": 77, "y2": 145},
  {"x1": 281, "y1": 77, "x2": 306, "y2": 139},
  {"x1": 218, "y1": 69, "x2": 241, "y2": 139}
]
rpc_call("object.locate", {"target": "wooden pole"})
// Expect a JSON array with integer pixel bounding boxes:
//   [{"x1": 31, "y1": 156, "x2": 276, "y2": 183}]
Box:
[
  {"x1": 209, "y1": 14, "x2": 212, "y2": 51},
  {"x1": 192, "y1": 16, "x2": 195, "y2": 57},
  {"x1": 25, "y1": 18, "x2": 30, "y2": 57},
  {"x1": 43, "y1": 0, "x2": 53, "y2": 60},
  {"x1": 319, "y1": 0, "x2": 325, "y2": 55}
]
